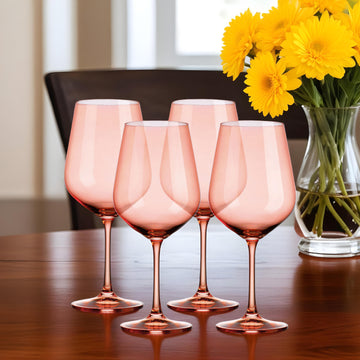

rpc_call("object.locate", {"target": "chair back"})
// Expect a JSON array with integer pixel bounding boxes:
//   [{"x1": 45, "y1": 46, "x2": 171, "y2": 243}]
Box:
[{"x1": 45, "y1": 69, "x2": 307, "y2": 229}]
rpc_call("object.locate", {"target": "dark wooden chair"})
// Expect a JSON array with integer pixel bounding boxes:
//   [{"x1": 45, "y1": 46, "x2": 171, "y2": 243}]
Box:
[{"x1": 44, "y1": 69, "x2": 307, "y2": 230}]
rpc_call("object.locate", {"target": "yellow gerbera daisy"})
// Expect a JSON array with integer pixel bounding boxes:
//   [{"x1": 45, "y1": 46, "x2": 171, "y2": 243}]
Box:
[
  {"x1": 244, "y1": 52, "x2": 302, "y2": 118},
  {"x1": 340, "y1": 2, "x2": 360, "y2": 64},
  {"x1": 300, "y1": 0, "x2": 348, "y2": 14},
  {"x1": 257, "y1": 0, "x2": 315, "y2": 53},
  {"x1": 221, "y1": 9, "x2": 261, "y2": 80},
  {"x1": 281, "y1": 11, "x2": 356, "y2": 80}
]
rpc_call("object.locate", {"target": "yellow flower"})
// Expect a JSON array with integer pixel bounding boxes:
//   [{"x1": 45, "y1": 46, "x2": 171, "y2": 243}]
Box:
[
  {"x1": 281, "y1": 11, "x2": 356, "y2": 80},
  {"x1": 221, "y1": 9, "x2": 261, "y2": 80},
  {"x1": 340, "y1": 3, "x2": 360, "y2": 64},
  {"x1": 300, "y1": 0, "x2": 349, "y2": 14},
  {"x1": 257, "y1": 0, "x2": 315, "y2": 53},
  {"x1": 244, "y1": 52, "x2": 302, "y2": 118}
]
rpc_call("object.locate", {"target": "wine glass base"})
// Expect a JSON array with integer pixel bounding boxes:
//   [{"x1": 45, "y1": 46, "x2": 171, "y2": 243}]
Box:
[
  {"x1": 71, "y1": 292, "x2": 143, "y2": 314},
  {"x1": 216, "y1": 314, "x2": 288, "y2": 334},
  {"x1": 167, "y1": 292, "x2": 239, "y2": 313},
  {"x1": 121, "y1": 314, "x2": 192, "y2": 335}
]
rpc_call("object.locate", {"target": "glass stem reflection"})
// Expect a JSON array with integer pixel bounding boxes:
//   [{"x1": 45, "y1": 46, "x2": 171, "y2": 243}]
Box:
[
  {"x1": 246, "y1": 238, "x2": 259, "y2": 316},
  {"x1": 102, "y1": 216, "x2": 114, "y2": 293},
  {"x1": 151, "y1": 238, "x2": 163, "y2": 315},
  {"x1": 197, "y1": 216, "x2": 210, "y2": 294}
]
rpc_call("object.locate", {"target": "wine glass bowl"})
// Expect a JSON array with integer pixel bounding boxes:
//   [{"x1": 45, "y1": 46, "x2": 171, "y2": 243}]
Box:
[
  {"x1": 167, "y1": 99, "x2": 239, "y2": 312},
  {"x1": 209, "y1": 121, "x2": 295, "y2": 333},
  {"x1": 113, "y1": 121, "x2": 200, "y2": 334},
  {"x1": 65, "y1": 99, "x2": 143, "y2": 313}
]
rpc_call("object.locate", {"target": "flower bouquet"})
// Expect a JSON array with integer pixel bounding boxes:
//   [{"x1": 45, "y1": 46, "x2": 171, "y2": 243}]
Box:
[{"x1": 221, "y1": 0, "x2": 360, "y2": 256}]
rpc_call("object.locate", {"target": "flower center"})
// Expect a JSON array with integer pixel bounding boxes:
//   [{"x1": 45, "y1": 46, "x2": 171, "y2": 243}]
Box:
[
  {"x1": 263, "y1": 76, "x2": 272, "y2": 90},
  {"x1": 302, "y1": 40, "x2": 325, "y2": 65},
  {"x1": 275, "y1": 20, "x2": 285, "y2": 30},
  {"x1": 310, "y1": 40, "x2": 324, "y2": 52},
  {"x1": 262, "y1": 74, "x2": 284, "y2": 94}
]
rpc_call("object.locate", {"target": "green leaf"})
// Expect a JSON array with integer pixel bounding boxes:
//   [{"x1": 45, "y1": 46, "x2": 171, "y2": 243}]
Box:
[{"x1": 338, "y1": 80, "x2": 353, "y2": 101}]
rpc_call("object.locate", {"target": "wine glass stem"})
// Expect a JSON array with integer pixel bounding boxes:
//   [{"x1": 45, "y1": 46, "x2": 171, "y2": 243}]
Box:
[
  {"x1": 197, "y1": 216, "x2": 210, "y2": 294},
  {"x1": 150, "y1": 237, "x2": 164, "y2": 315},
  {"x1": 101, "y1": 216, "x2": 114, "y2": 293},
  {"x1": 246, "y1": 238, "x2": 259, "y2": 315}
]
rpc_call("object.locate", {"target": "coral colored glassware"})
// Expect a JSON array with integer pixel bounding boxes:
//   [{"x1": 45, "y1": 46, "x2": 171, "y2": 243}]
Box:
[
  {"x1": 167, "y1": 99, "x2": 239, "y2": 312},
  {"x1": 113, "y1": 121, "x2": 200, "y2": 335},
  {"x1": 65, "y1": 99, "x2": 143, "y2": 313},
  {"x1": 209, "y1": 121, "x2": 296, "y2": 334}
]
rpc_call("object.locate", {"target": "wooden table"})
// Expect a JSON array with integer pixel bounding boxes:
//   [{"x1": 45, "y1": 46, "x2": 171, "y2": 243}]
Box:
[{"x1": 1, "y1": 217, "x2": 360, "y2": 359}]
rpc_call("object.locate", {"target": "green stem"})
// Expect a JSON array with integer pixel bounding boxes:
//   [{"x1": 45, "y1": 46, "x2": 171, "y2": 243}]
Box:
[
  {"x1": 298, "y1": 191, "x2": 311, "y2": 210},
  {"x1": 313, "y1": 198, "x2": 326, "y2": 236},
  {"x1": 354, "y1": 196, "x2": 360, "y2": 213},
  {"x1": 335, "y1": 168, "x2": 348, "y2": 196},
  {"x1": 334, "y1": 197, "x2": 360, "y2": 226},
  {"x1": 298, "y1": 106, "x2": 360, "y2": 237},
  {"x1": 324, "y1": 196, "x2": 353, "y2": 237}
]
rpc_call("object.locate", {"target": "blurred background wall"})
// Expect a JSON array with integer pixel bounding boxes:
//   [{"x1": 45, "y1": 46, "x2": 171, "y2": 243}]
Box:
[
  {"x1": 0, "y1": 0, "x2": 44, "y2": 199},
  {"x1": 0, "y1": 0, "x2": 118, "y2": 234},
  {"x1": 0, "y1": 0, "x2": 302, "y2": 235}
]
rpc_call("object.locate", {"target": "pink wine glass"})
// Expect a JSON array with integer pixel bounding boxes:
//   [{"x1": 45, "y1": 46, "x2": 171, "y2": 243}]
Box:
[
  {"x1": 65, "y1": 99, "x2": 143, "y2": 313},
  {"x1": 167, "y1": 99, "x2": 239, "y2": 312},
  {"x1": 113, "y1": 121, "x2": 200, "y2": 335},
  {"x1": 209, "y1": 121, "x2": 295, "y2": 334}
]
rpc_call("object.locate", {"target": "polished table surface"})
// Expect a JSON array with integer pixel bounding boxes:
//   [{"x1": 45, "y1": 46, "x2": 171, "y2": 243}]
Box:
[{"x1": 1, "y1": 217, "x2": 360, "y2": 359}]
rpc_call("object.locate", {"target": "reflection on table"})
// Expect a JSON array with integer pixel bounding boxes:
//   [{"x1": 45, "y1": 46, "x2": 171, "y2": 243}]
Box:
[{"x1": 0, "y1": 217, "x2": 359, "y2": 359}]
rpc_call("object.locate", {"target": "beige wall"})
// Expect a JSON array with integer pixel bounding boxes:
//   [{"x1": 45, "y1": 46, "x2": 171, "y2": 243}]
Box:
[
  {"x1": 0, "y1": 0, "x2": 113, "y2": 200},
  {"x1": 77, "y1": 0, "x2": 112, "y2": 69},
  {"x1": 0, "y1": 0, "x2": 43, "y2": 198}
]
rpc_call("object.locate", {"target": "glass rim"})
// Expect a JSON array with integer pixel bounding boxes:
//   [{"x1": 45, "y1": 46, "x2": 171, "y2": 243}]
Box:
[
  {"x1": 221, "y1": 120, "x2": 283, "y2": 127},
  {"x1": 125, "y1": 120, "x2": 188, "y2": 127},
  {"x1": 76, "y1": 99, "x2": 139, "y2": 106},
  {"x1": 172, "y1": 99, "x2": 235, "y2": 106}
]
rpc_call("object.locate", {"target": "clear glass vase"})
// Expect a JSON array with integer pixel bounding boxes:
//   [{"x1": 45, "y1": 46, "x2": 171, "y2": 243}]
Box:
[{"x1": 295, "y1": 105, "x2": 360, "y2": 257}]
